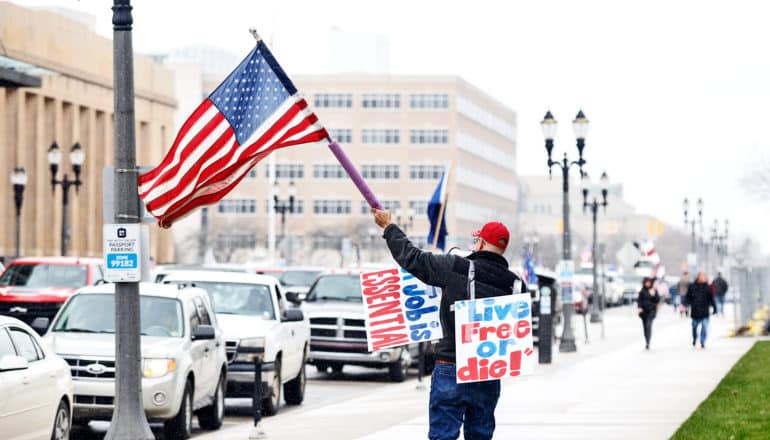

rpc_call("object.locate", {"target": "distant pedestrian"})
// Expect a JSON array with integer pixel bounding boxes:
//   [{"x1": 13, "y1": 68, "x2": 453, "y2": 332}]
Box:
[
  {"x1": 637, "y1": 277, "x2": 660, "y2": 350},
  {"x1": 677, "y1": 271, "x2": 691, "y2": 317},
  {"x1": 684, "y1": 272, "x2": 717, "y2": 348},
  {"x1": 669, "y1": 282, "x2": 681, "y2": 313},
  {"x1": 711, "y1": 272, "x2": 729, "y2": 316}
]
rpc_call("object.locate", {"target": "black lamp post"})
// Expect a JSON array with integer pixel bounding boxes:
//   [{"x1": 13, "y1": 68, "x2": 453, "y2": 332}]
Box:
[
  {"x1": 48, "y1": 142, "x2": 85, "y2": 256},
  {"x1": 542, "y1": 110, "x2": 589, "y2": 353},
  {"x1": 273, "y1": 180, "x2": 296, "y2": 264},
  {"x1": 396, "y1": 208, "x2": 415, "y2": 234},
  {"x1": 683, "y1": 197, "x2": 703, "y2": 270},
  {"x1": 11, "y1": 167, "x2": 28, "y2": 258},
  {"x1": 711, "y1": 219, "x2": 729, "y2": 271},
  {"x1": 582, "y1": 171, "x2": 609, "y2": 323}
]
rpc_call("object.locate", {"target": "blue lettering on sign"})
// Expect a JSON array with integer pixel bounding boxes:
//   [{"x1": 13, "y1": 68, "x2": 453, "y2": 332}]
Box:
[{"x1": 107, "y1": 253, "x2": 138, "y2": 269}]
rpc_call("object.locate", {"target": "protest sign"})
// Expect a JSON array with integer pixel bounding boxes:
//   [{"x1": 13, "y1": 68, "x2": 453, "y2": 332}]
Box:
[
  {"x1": 360, "y1": 267, "x2": 443, "y2": 352},
  {"x1": 454, "y1": 293, "x2": 535, "y2": 383}
]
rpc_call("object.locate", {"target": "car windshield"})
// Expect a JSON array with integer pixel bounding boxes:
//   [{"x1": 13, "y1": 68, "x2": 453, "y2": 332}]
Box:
[
  {"x1": 53, "y1": 294, "x2": 184, "y2": 337},
  {"x1": 576, "y1": 267, "x2": 594, "y2": 276},
  {"x1": 0, "y1": 263, "x2": 87, "y2": 289},
  {"x1": 306, "y1": 275, "x2": 362, "y2": 302},
  {"x1": 178, "y1": 281, "x2": 275, "y2": 319},
  {"x1": 279, "y1": 270, "x2": 322, "y2": 287}
]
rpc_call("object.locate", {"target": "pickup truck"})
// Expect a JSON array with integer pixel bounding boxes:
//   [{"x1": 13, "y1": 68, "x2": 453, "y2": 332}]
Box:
[
  {"x1": 161, "y1": 270, "x2": 309, "y2": 416},
  {"x1": 0, "y1": 257, "x2": 104, "y2": 328}
]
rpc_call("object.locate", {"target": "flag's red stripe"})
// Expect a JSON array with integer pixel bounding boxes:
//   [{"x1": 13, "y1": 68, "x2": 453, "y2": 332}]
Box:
[
  {"x1": 275, "y1": 130, "x2": 328, "y2": 148},
  {"x1": 145, "y1": 126, "x2": 236, "y2": 213},
  {"x1": 271, "y1": 113, "x2": 319, "y2": 146},
  {"x1": 139, "y1": 100, "x2": 214, "y2": 184},
  {"x1": 140, "y1": 112, "x2": 226, "y2": 199}
]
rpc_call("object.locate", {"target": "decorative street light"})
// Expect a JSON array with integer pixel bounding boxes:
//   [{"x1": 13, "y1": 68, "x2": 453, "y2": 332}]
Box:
[
  {"x1": 48, "y1": 142, "x2": 85, "y2": 256},
  {"x1": 273, "y1": 180, "x2": 296, "y2": 264},
  {"x1": 683, "y1": 197, "x2": 703, "y2": 270},
  {"x1": 11, "y1": 167, "x2": 28, "y2": 258},
  {"x1": 542, "y1": 109, "x2": 589, "y2": 353},
  {"x1": 711, "y1": 219, "x2": 729, "y2": 271},
  {"x1": 582, "y1": 171, "x2": 609, "y2": 323},
  {"x1": 396, "y1": 208, "x2": 415, "y2": 234}
]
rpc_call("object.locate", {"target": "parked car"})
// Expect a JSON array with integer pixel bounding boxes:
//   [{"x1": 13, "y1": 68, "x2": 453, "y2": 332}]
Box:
[
  {"x1": 622, "y1": 274, "x2": 646, "y2": 304},
  {"x1": 275, "y1": 267, "x2": 325, "y2": 299},
  {"x1": 41, "y1": 283, "x2": 228, "y2": 439},
  {"x1": 0, "y1": 315, "x2": 73, "y2": 440},
  {"x1": 0, "y1": 257, "x2": 104, "y2": 328},
  {"x1": 161, "y1": 270, "x2": 309, "y2": 416},
  {"x1": 301, "y1": 271, "x2": 428, "y2": 382}
]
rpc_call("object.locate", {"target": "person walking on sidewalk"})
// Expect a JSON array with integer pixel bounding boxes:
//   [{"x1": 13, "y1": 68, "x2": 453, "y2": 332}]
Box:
[
  {"x1": 677, "y1": 271, "x2": 691, "y2": 317},
  {"x1": 684, "y1": 272, "x2": 717, "y2": 348},
  {"x1": 711, "y1": 272, "x2": 729, "y2": 316},
  {"x1": 371, "y1": 208, "x2": 524, "y2": 440},
  {"x1": 637, "y1": 277, "x2": 660, "y2": 350}
]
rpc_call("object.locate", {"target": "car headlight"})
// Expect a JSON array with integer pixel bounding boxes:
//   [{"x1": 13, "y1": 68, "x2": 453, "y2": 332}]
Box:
[
  {"x1": 143, "y1": 358, "x2": 177, "y2": 378},
  {"x1": 234, "y1": 337, "x2": 266, "y2": 363}
]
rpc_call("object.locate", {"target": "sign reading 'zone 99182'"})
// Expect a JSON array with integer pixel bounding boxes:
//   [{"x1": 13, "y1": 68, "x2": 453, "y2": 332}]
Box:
[{"x1": 103, "y1": 224, "x2": 141, "y2": 282}]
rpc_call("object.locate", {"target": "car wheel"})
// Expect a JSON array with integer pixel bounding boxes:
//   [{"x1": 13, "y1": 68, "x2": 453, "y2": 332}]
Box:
[
  {"x1": 284, "y1": 350, "x2": 307, "y2": 405},
  {"x1": 197, "y1": 372, "x2": 225, "y2": 430},
  {"x1": 388, "y1": 349, "x2": 410, "y2": 382},
  {"x1": 262, "y1": 358, "x2": 281, "y2": 416},
  {"x1": 164, "y1": 380, "x2": 193, "y2": 440},
  {"x1": 51, "y1": 399, "x2": 71, "y2": 440}
]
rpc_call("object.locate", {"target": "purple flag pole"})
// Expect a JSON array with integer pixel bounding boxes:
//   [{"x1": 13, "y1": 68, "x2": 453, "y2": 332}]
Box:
[{"x1": 327, "y1": 140, "x2": 383, "y2": 210}]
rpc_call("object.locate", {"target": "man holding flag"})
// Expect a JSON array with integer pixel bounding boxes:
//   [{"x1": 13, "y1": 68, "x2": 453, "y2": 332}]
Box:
[{"x1": 372, "y1": 208, "x2": 525, "y2": 440}]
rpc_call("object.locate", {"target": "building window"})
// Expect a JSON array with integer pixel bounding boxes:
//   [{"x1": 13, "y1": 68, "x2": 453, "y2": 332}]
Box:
[
  {"x1": 328, "y1": 128, "x2": 353, "y2": 144},
  {"x1": 361, "y1": 199, "x2": 400, "y2": 215},
  {"x1": 313, "y1": 164, "x2": 346, "y2": 179},
  {"x1": 361, "y1": 93, "x2": 400, "y2": 109},
  {"x1": 217, "y1": 199, "x2": 257, "y2": 214},
  {"x1": 409, "y1": 94, "x2": 449, "y2": 109},
  {"x1": 409, "y1": 200, "x2": 429, "y2": 216},
  {"x1": 361, "y1": 129, "x2": 400, "y2": 144},
  {"x1": 361, "y1": 165, "x2": 400, "y2": 180},
  {"x1": 216, "y1": 233, "x2": 257, "y2": 250},
  {"x1": 409, "y1": 165, "x2": 445, "y2": 180},
  {"x1": 314, "y1": 93, "x2": 352, "y2": 108},
  {"x1": 410, "y1": 129, "x2": 449, "y2": 144},
  {"x1": 313, "y1": 200, "x2": 352, "y2": 215},
  {"x1": 265, "y1": 164, "x2": 304, "y2": 179},
  {"x1": 312, "y1": 235, "x2": 342, "y2": 250},
  {"x1": 246, "y1": 168, "x2": 258, "y2": 179},
  {"x1": 265, "y1": 199, "x2": 304, "y2": 215}
]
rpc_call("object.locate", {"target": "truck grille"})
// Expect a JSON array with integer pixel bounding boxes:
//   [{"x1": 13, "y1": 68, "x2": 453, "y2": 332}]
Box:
[
  {"x1": 309, "y1": 315, "x2": 369, "y2": 353},
  {"x1": 225, "y1": 340, "x2": 238, "y2": 363},
  {"x1": 0, "y1": 302, "x2": 63, "y2": 328},
  {"x1": 309, "y1": 317, "x2": 337, "y2": 325},
  {"x1": 75, "y1": 395, "x2": 114, "y2": 405},
  {"x1": 64, "y1": 357, "x2": 116, "y2": 380}
]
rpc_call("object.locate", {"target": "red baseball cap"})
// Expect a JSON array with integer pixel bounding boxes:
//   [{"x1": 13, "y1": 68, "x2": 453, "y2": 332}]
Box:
[{"x1": 473, "y1": 222, "x2": 510, "y2": 250}]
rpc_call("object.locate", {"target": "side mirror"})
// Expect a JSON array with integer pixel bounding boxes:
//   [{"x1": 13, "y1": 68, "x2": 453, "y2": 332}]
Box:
[
  {"x1": 31, "y1": 317, "x2": 50, "y2": 335},
  {"x1": 285, "y1": 291, "x2": 306, "y2": 305},
  {"x1": 0, "y1": 355, "x2": 29, "y2": 372},
  {"x1": 191, "y1": 325, "x2": 216, "y2": 341},
  {"x1": 282, "y1": 309, "x2": 304, "y2": 322}
]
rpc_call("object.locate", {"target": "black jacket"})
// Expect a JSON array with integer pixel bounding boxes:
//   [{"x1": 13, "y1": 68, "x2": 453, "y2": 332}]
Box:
[
  {"x1": 685, "y1": 282, "x2": 717, "y2": 319},
  {"x1": 712, "y1": 277, "x2": 728, "y2": 297},
  {"x1": 383, "y1": 224, "x2": 524, "y2": 363},
  {"x1": 637, "y1": 287, "x2": 660, "y2": 318}
]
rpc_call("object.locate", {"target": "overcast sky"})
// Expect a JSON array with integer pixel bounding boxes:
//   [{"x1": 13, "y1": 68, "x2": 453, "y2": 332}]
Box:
[{"x1": 12, "y1": 0, "x2": 770, "y2": 252}]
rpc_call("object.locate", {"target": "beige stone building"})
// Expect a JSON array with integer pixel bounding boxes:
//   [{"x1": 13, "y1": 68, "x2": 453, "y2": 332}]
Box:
[
  {"x1": 206, "y1": 74, "x2": 519, "y2": 264},
  {"x1": 0, "y1": 2, "x2": 176, "y2": 262}
]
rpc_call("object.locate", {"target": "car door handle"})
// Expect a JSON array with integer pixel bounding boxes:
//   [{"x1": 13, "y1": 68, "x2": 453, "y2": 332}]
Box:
[{"x1": 21, "y1": 376, "x2": 30, "y2": 385}]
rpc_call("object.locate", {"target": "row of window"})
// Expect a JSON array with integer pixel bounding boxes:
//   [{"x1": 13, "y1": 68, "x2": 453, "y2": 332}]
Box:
[
  {"x1": 216, "y1": 199, "x2": 429, "y2": 216},
  {"x1": 314, "y1": 93, "x2": 450, "y2": 109},
  {"x1": 246, "y1": 164, "x2": 445, "y2": 181}
]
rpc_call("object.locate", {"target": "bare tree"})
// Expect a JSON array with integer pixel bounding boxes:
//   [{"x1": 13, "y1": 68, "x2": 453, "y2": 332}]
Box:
[{"x1": 741, "y1": 153, "x2": 770, "y2": 200}]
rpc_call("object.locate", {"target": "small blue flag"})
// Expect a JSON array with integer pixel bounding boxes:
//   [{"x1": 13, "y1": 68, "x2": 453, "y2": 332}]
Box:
[
  {"x1": 523, "y1": 247, "x2": 538, "y2": 285},
  {"x1": 427, "y1": 171, "x2": 448, "y2": 250}
]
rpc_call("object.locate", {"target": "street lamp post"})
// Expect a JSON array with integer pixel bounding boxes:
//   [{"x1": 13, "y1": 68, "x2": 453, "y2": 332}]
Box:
[
  {"x1": 11, "y1": 167, "x2": 28, "y2": 258},
  {"x1": 541, "y1": 110, "x2": 589, "y2": 353},
  {"x1": 712, "y1": 219, "x2": 729, "y2": 270},
  {"x1": 47, "y1": 142, "x2": 85, "y2": 256},
  {"x1": 582, "y1": 172, "x2": 609, "y2": 323},
  {"x1": 396, "y1": 208, "x2": 415, "y2": 235},
  {"x1": 683, "y1": 197, "x2": 703, "y2": 271},
  {"x1": 273, "y1": 181, "x2": 296, "y2": 265}
]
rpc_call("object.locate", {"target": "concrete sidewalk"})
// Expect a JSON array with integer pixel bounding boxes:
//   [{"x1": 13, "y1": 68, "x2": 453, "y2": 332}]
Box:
[{"x1": 202, "y1": 305, "x2": 757, "y2": 440}]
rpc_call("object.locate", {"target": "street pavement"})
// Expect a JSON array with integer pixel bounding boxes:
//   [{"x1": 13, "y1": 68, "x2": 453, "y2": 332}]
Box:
[{"x1": 199, "y1": 303, "x2": 757, "y2": 440}]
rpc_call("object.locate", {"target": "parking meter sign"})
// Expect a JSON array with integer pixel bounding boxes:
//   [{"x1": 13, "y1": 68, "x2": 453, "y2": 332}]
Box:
[{"x1": 103, "y1": 224, "x2": 141, "y2": 282}]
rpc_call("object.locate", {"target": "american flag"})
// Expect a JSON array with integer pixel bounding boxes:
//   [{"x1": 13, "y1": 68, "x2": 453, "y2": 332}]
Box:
[{"x1": 139, "y1": 40, "x2": 328, "y2": 227}]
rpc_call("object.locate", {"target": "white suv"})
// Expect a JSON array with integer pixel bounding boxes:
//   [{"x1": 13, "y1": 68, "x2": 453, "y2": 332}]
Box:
[
  {"x1": 161, "y1": 270, "x2": 309, "y2": 416},
  {"x1": 42, "y1": 283, "x2": 227, "y2": 439}
]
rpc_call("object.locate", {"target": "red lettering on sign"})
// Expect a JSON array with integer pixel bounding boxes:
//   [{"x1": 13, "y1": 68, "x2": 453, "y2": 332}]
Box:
[
  {"x1": 369, "y1": 300, "x2": 402, "y2": 319},
  {"x1": 365, "y1": 290, "x2": 400, "y2": 305},
  {"x1": 515, "y1": 320, "x2": 531, "y2": 338},
  {"x1": 361, "y1": 269, "x2": 399, "y2": 288},
  {"x1": 370, "y1": 332, "x2": 409, "y2": 351}
]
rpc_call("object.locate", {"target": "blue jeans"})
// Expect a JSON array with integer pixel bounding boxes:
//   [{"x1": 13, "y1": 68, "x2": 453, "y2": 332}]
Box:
[
  {"x1": 429, "y1": 364, "x2": 501, "y2": 440},
  {"x1": 715, "y1": 295, "x2": 725, "y2": 315},
  {"x1": 692, "y1": 317, "x2": 709, "y2": 346}
]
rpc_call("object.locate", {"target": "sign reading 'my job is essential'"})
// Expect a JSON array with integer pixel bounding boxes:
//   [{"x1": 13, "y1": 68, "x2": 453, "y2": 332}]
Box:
[
  {"x1": 360, "y1": 267, "x2": 443, "y2": 352},
  {"x1": 103, "y1": 224, "x2": 141, "y2": 282},
  {"x1": 454, "y1": 293, "x2": 535, "y2": 383}
]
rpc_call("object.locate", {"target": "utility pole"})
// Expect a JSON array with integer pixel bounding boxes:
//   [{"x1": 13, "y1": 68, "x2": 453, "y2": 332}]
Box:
[{"x1": 105, "y1": 1, "x2": 153, "y2": 438}]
